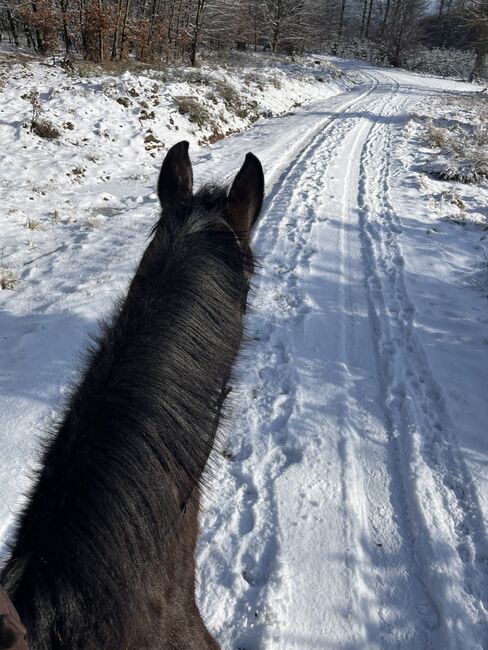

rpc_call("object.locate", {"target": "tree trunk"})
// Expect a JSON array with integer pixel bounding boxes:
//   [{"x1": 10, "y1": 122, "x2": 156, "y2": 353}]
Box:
[
  {"x1": 379, "y1": 0, "x2": 390, "y2": 37},
  {"x1": 112, "y1": 0, "x2": 123, "y2": 59},
  {"x1": 393, "y1": 1, "x2": 408, "y2": 66},
  {"x1": 254, "y1": 9, "x2": 258, "y2": 51},
  {"x1": 31, "y1": 1, "x2": 46, "y2": 53},
  {"x1": 79, "y1": 0, "x2": 88, "y2": 58},
  {"x1": 167, "y1": 0, "x2": 178, "y2": 43},
  {"x1": 439, "y1": 0, "x2": 453, "y2": 47},
  {"x1": 25, "y1": 25, "x2": 35, "y2": 48},
  {"x1": 365, "y1": 0, "x2": 374, "y2": 38},
  {"x1": 272, "y1": 0, "x2": 283, "y2": 52},
  {"x1": 7, "y1": 10, "x2": 19, "y2": 47},
  {"x1": 361, "y1": 0, "x2": 368, "y2": 37},
  {"x1": 59, "y1": 0, "x2": 72, "y2": 53},
  {"x1": 181, "y1": 0, "x2": 194, "y2": 61},
  {"x1": 145, "y1": 0, "x2": 161, "y2": 61},
  {"x1": 190, "y1": 0, "x2": 206, "y2": 65},
  {"x1": 119, "y1": 0, "x2": 131, "y2": 58},
  {"x1": 470, "y1": 43, "x2": 487, "y2": 80},
  {"x1": 171, "y1": 0, "x2": 185, "y2": 60},
  {"x1": 98, "y1": 0, "x2": 104, "y2": 63},
  {"x1": 338, "y1": 0, "x2": 347, "y2": 40}
]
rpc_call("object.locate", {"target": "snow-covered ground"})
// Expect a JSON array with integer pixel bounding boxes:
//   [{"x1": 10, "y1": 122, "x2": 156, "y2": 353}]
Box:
[{"x1": 1, "y1": 53, "x2": 487, "y2": 649}]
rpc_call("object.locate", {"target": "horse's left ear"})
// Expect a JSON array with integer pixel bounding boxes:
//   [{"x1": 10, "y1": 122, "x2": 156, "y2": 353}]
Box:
[
  {"x1": 157, "y1": 140, "x2": 193, "y2": 208},
  {"x1": 224, "y1": 153, "x2": 264, "y2": 245}
]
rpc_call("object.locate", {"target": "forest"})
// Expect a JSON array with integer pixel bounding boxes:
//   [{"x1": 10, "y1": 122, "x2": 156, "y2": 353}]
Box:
[{"x1": 0, "y1": 0, "x2": 487, "y2": 77}]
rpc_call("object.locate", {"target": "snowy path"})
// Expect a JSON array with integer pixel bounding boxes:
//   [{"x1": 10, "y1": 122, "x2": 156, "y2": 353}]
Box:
[
  {"x1": 1, "y1": 62, "x2": 487, "y2": 649},
  {"x1": 197, "y1": 65, "x2": 488, "y2": 649}
]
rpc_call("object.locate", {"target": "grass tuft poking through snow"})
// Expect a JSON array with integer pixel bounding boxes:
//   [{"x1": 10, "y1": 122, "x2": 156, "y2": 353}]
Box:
[
  {"x1": 25, "y1": 218, "x2": 41, "y2": 231},
  {"x1": 422, "y1": 92, "x2": 488, "y2": 184},
  {"x1": 0, "y1": 267, "x2": 18, "y2": 290}
]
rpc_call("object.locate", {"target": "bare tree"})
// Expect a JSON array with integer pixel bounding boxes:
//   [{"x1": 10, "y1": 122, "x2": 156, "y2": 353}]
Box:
[
  {"x1": 189, "y1": 0, "x2": 205, "y2": 63},
  {"x1": 465, "y1": 0, "x2": 488, "y2": 78},
  {"x1": 382, "y1": 0, "x2": 426, "y2": 65}
]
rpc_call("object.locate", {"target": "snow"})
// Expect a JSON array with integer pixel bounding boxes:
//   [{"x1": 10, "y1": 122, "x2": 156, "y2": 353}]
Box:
[{"x1": 1, "y1": 52, "x2": 487, "y2": 649}]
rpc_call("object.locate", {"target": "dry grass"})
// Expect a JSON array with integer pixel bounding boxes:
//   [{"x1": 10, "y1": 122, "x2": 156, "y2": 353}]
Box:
[
  {"x1": 243, "y1": 71, "x2": 267, "y2": 91},
  {"x1": 31, "y1": 119, "x2": 60, "y2": 139},
  {"x1": 426, "y1": 120, "x2": 447, "y2": 148},
  {"x1": 25, "y1": 218, "x2": 41, "y2": 230},
  {"x1": 424, "y1": 96, "x2": 488, "y2": 184},
  {"x1": 0, "y1": 267, "x2": 18, "y2": 290},
  {"x1": 213, "y1": 79, "x2": 242, "y2": 112},
  {"x1": 181, "y1": 69, "x2": 211, "y2": 85},
  {"x1": 174, "y1": 95, "x2": 211, "y2": 127}
]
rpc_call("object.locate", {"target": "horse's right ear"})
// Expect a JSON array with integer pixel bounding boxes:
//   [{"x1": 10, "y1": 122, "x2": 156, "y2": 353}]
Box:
[
  {"x1": 157, "y1": 141, "x2": 193, "y2": 208},
  {"x1": 224, "y1": 153, "x2": 264, "y2": 245}
]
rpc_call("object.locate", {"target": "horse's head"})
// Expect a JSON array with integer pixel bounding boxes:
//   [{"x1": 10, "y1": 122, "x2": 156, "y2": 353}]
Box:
[
  {"x1": 157, "y1": 140, "x2": 264, "y2": 250},
  {"x1": 156, "y1": 141, "x2": 264, "y2": 312}
]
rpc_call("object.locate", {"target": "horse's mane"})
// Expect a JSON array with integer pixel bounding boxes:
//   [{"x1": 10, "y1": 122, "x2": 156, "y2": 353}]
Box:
[{"x1": 0, "y1": 183, "x2": 254, "y2": 649}]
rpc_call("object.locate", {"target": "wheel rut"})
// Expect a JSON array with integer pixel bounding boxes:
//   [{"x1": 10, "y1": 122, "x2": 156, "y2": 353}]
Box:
[{"x1": 357, "y1": 80, "x2": 488, "y2": 647}]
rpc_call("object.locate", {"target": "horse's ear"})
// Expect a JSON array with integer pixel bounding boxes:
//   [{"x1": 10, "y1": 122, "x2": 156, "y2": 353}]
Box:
[
  {"x1": 224, "y1": 153, "x2": 264, "y2": 245},
  {"x1": 157, "y1": 141, "x2": 193, "y2": 208}
]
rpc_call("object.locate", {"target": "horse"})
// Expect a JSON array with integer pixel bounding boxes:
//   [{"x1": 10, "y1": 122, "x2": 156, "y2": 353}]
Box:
[{"x1": 0, "y1": 140, "x2": 264, "y2": 649}]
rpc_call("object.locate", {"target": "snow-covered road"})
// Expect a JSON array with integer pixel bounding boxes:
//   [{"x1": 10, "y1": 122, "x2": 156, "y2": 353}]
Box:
[
  {"x1": 1, "y1": 60, "x2": 487, "y2": 649},
  {"x1": 197, "y1": 63, "x2": 488, "y2": 649}
]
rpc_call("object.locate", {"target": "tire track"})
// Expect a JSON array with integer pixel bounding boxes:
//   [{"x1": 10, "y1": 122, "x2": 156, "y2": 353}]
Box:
[
  {"x1": 357, "y1": 73, "x2": 488, "y2": 647},
  {"x1": 330, "y1": 76, "x2": 443, "y2": 649},
  {"x1": 217, "y1": 82, "x2": 394, "y2": 650},
  {"x1": 227, "y1": 78, "x2": 407, "y2": 649},
  {"x1": 196, "y1": 76, "x2": 392, "y2": 650}
]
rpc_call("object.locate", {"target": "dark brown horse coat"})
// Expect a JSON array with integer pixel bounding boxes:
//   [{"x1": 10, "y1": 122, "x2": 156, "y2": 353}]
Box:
[
  {"x1": 0, "y1": 587, "x2": 28, "y2": 650},
  {"x1": 0, "y1": 142, "x2": 264, "y2": 649}
]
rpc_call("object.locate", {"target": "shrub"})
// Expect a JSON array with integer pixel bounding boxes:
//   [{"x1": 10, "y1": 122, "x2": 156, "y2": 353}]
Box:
[
  {"x1": 426, "y1": 120, "x2": 446, "y2": 148},
  {"x1": 403, "y1": 47, "x2": 476, "y2": 79},
  {"x1": 213, "y1": 79, "x2": 242, "y2": 111},
  {"x1": 211, "y1": 80, "x2": 259, "y2": 122},
  {"x1": 468, "y1": 247, "x2": 488, "y2": 289},
  {"x1": 23, "y1": 89, "x2": 60, "y2": 139},
  {"x1": 182, "y1": 69, "x2": 210, "y2": 85},
  {"x1": 31, "y1": 119, "x2": 60, "y2": 139},
  {"x1": 205, "y1": 90, "x2": 218, "y2": 104},
  {"x1": 174, "y1": 95, "x2": 211, "y2": 127},
  {"x1": 324, "y1": 38, "x2": 389, "y2": 66},
  {"x1": 243, "y1": 71, "x2": 267, "y2": 91},
  {"x1": 24, "y1": 89, "x2": 42, "y2": 123},
  {"x1": 84, "y1": 216, "x2": 101, "y2": 230},
  {"x1": 268, "y1": 74, "x2": 282, "y2": 89},
  {"x1": 424, "y1": 125, "x2": 488, "y2": 183}
]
